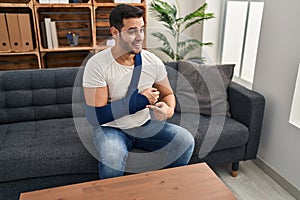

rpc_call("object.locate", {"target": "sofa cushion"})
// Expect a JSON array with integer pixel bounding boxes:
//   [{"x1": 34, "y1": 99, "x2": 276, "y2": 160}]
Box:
[
  {"x1": 0, "y1": 118, "x2": 98, "y2": 183},
  {"x1": 167, "y1": 112, "x2": 249, "y2": 157},
  {"x1": 175, "y1": 61, "x2": 234, "y2": 116}
]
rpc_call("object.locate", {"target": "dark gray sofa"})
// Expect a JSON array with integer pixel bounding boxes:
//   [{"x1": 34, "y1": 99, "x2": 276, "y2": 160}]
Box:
[{"x1": 0, "y1": 64, "x2": 265, "y2": 200}]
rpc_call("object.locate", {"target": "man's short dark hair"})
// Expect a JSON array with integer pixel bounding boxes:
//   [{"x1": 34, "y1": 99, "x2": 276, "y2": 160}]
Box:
[{"x1": 109, "y1": 4, "x2": 144, "y2": 31}]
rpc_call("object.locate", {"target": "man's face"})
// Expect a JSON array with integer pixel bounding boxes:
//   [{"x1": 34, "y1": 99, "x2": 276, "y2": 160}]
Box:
[{"x1": 118, "y1": 17, "x2": 145, "y2": 54}]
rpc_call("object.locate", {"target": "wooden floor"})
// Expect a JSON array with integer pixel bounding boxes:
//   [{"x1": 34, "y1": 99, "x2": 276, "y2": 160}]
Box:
[{"x1": 211, "y1": 161, "x2": 296, "y2": 200}]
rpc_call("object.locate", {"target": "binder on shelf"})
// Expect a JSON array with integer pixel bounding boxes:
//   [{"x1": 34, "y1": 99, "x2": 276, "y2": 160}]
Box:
[
  {"x1": 44, "y1": 18, "x2": 53, "y2": 49},
  {"x1": 50, "y1": 21, "x2": 59, "y2": 49},
  {"x1": 18, "y1": 13, "x2": 34, "y2": 51},
  {"x1": 6, "y1": 13, "x2": 23, "y2": 51},
  {"x1": 0, "y1": 13, "x2": 11, "y2": 51}
]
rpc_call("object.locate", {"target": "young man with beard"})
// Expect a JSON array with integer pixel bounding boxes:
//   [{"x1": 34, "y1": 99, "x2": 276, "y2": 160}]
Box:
[{"x1": 82, "y1": 4, "x2": 194, "y2": 179}]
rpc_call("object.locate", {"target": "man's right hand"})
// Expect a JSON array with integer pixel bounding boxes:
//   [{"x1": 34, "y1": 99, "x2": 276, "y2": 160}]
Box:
[{"x1": 140, "y1": 87, "x2": 160, "y2": 105}]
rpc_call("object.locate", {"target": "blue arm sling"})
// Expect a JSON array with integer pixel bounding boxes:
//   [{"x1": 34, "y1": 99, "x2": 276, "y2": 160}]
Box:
[{"x1": 85, "y1": 53, "x2": 149, "y2": 126}]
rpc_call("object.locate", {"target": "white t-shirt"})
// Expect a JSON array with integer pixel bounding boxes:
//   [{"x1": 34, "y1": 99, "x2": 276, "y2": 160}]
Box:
[{"x1": 82, "y1": 48, "x2": 167, "y2": 129}]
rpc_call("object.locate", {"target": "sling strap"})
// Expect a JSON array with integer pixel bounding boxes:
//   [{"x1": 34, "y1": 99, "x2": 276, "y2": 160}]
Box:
[{"x1": 128, "y1": 52, "x2": 142, "y2": 93}]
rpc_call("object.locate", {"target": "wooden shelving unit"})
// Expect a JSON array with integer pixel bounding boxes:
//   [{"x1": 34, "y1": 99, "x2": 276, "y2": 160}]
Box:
[
  {"x1": 34, "y1": 1, "x2": 93, "y2": 68},
  {"x1": 0, "y1": 0, "x2": 146, "y2": 70},
  {"x1": 0, "y1": 0, "x2": 41, "y2": 70}
]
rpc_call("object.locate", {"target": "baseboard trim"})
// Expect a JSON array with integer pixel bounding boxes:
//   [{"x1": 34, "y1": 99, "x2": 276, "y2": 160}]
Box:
[{"x1": 253, "y1": 157, "x2": 300, "y2": 199}]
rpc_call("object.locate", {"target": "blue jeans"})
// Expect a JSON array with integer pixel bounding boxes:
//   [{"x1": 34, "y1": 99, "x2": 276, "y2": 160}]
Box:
[{"x1": 93, "y1": 120, "x2": 195, "y2": 179}]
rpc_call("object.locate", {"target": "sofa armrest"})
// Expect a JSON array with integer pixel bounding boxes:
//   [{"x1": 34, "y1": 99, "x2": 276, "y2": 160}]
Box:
[{"x1": 227, "y1": 82, "x2": 265, "y2": 160}]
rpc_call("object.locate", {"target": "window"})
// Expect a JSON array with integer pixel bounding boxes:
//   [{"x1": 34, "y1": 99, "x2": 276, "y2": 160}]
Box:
[
  {"x1": 289, "y1": 64, "x2": 300, "y2": 129},
  {"x1": 221, "y1": 0, "x2": 264, "y2": 86}
]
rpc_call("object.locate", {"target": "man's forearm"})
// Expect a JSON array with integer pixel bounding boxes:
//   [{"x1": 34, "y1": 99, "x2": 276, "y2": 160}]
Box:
[
  {"x1": 159, "y1": 93, "x2": 175, "y2": 118},
  {"x1": 85, "y1": 89, "x2": 149, "y2": 126}
]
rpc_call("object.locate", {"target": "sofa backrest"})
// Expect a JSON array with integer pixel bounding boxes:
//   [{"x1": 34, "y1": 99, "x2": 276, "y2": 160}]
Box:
[
  {"x1": 0, "y1": 61, "x2": 188, "y2": 125},
  {"x1": 0, "y1": 67, "x2": 85, "y2": 124}
]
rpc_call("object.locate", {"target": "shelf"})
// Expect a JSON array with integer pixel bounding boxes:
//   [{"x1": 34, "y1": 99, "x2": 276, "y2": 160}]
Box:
[
  {"x1": 93, "y1": 3, "x2": 145, "y2": 7},
  {"x1": 93, "y1": 0, "x2": 146, "y2": 7},
  {"x1": 0, "y1": 50, "x2": 39, "y2": 55},
  {"x1": 0, "y1": 3, "x2": 33, "y2": 7},
  {"x1": 40, "y1": 46, "x2": 93, "y2": 52},
  {"x1": 34, "y1": 0, "x2": 91, "y2": 5},
  {"x1": 0, "y1": 0, "x2": 33, "y2": 6},
  {"x1": 35, "y1": 3, "x2": 91, "y2": 8},
  {"x1": 93, "y1": 0, "x2": 145, "y2": 3},
  {"x1": 0, "y1": 0, "x2": 147, "y2": 70},
  {"x1": 41, "y1": 50, "x2": 91, "y2": 68},
  {"x1": 0, "y1": 54, "x2": 39, "y2": 71}
]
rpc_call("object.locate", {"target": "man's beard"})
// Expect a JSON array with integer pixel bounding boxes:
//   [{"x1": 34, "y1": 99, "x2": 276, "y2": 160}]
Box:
[{"x1": 119, "y1": 34, "x2": 141, "y2": 54}]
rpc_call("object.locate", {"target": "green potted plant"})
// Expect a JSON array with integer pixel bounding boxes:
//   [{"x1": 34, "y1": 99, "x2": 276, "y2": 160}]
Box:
[{"x1": 149, "y1": 0, "x2": 214, "y2": 61}]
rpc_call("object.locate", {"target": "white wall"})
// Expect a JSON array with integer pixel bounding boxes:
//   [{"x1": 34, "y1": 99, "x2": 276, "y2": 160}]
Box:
[
  {"x1": 202, "y1": 0, "x2": 224, "y2": 64},
  {"x1": 253, "y1": 0, "x2": 300, "y2": 190}
]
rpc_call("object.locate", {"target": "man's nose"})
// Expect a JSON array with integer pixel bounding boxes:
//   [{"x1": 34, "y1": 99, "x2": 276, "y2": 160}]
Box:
[{"x1": 135, "y1": 31, "x2": 144, "y2": 40}]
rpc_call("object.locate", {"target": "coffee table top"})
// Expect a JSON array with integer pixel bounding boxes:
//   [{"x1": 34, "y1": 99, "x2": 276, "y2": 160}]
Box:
[{"x1": 20, "y1": 163, "x2": 236, "y2": 200}]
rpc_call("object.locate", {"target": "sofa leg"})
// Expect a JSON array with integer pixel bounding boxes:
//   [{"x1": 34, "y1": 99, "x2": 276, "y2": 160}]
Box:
[{"x1": 231, "y1": 162, "x2": 239, "y2": 177}]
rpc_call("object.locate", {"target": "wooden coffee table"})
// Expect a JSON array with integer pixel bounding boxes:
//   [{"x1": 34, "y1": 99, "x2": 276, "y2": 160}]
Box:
[{"x1": 20, "y1": 163, "x2": 236, "y2": 200}]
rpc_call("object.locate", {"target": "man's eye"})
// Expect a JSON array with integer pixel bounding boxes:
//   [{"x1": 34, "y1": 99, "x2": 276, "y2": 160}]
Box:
[
  {"x1": 127, "y1": 29, "x2": 144, "y2": 35},
  {"x1": 127, "y1": 30, "x2": 136, "y2": 35}
]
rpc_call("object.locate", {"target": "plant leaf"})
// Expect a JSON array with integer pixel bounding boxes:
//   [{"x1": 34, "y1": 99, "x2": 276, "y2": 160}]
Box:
[
  {"x1": 149, "y1": 0, "x2": 177, "y2": 31},
  {"x1": 182, "y1": 3, "x2": 214, "y2": 31},
  {"x1": 178, "y1": 39, "x2": 212, "y2": 58},
  {"x1": 184, "y1": 13, "x2": 214, "y2": 30},
  {"x1": 158, "y1": 47, "x2": 175, "y2": 60},
  {"x1": 151, "y1": 32, "x2": 175, "y2": 60},
  {"x1": 184, "y1": 3, "x2": 208, "y2": 22}
]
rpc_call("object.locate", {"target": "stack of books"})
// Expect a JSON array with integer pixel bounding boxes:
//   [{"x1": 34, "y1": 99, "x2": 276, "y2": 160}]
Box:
[{"x1": 41, "y1": 18, "x2": 59, "y2": 49}]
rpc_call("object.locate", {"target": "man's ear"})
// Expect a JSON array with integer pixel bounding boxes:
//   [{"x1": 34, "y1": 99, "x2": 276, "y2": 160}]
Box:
[{"x1": 110, "y1": 26, "x2": 119, "y2": 36}]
